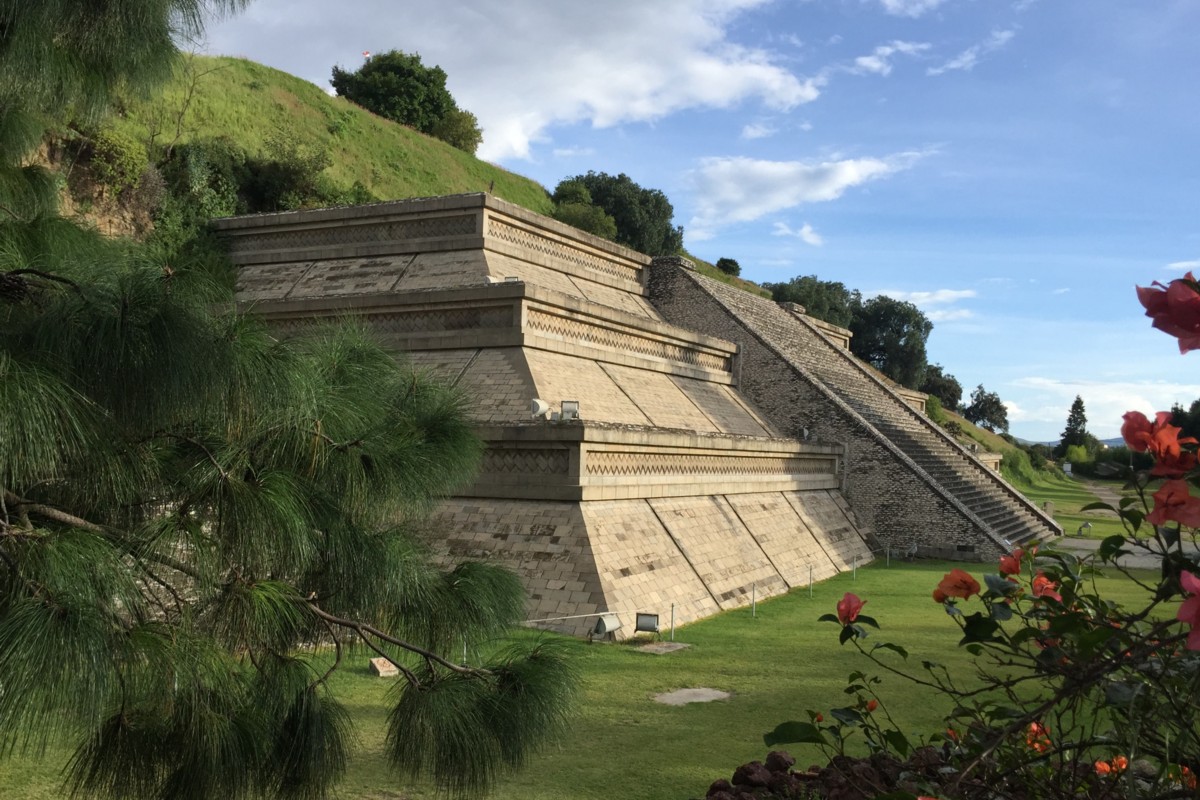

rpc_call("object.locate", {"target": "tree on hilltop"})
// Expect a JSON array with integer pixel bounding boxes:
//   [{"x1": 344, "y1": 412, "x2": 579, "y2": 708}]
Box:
[
  {"x1": 716, "y1": 257, "x2": 741, "y2": 277},
  {"x1": 331, "y1": 50, "x2": 483, "y2": 154},
  {"x1": 1, "y1": 4, "x2": 574, "y2": 798},
  {"x1": 849, "y1": 295, "x2": 932, "y2": 390},
  {"x1": 920, "y1": 363, "x2": 963, "y2": 412},
  {"x1": 552, "y1": 172, "x2": 683, "y2": 256},
  {"x1": 765, "y1": 275, "x2": 859, "y2": 328},
  {"x1": 964, "y1": 384, "x2": 1009, "y2": 433}
]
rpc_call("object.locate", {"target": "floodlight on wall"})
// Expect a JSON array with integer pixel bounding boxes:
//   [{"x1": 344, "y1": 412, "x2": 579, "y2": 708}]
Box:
[
  {"x1": 504, "y1": 276, "x2": 521, "y2": 283},
  {"x1": 593, "y1": 614, "x2": 621, "y2": 636},
  {"x1": 485, "y1": 276, "x2": 501, "y2": 284},
  {"x1": 560, "y1": 400, "x2": 580, "y2": 421},
  {"x1": 531, "y1": 398, "x2": 551, "y2": 420},
  {"x1": 635, "y1": 612, "x2": 660, "y2": 634}
]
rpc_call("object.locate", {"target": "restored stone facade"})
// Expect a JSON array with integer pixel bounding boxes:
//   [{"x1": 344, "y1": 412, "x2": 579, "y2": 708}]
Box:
[{"x1": 215, "y1": 193, "x2": 1053, "y2": 637}]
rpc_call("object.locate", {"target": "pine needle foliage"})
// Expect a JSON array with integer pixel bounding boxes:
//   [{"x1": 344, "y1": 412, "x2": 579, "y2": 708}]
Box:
[{"x1": 0, "y1": 2, "x2": 577, "y2": 798}]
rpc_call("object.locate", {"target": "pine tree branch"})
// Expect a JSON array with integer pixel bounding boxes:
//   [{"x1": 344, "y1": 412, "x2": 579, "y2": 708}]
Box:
[
  {"x1": 305, "y1": 600, "x2": 491, "y2": 680},
  {"x1": 3, "y1": 490, "x2": 104, "y2": 532}
]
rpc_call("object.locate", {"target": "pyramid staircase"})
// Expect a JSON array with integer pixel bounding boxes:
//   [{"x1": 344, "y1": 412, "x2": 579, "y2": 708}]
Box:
[{"x1": 648, "y1": 261, "x2": 1060, "y2": 555}]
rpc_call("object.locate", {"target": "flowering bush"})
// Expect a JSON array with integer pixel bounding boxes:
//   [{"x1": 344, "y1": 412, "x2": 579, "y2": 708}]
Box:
[{"x1": 757, "y1": 277, "x2": 1200, "y2": 799}]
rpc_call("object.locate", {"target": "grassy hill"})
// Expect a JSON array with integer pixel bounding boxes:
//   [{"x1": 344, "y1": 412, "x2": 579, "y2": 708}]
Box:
[
  {"x1": 107, "y1": 55, "x2": 553, "y2": 214},
  {"x1": 89, "y1": 55, "x2": 770, "y2": 296}
]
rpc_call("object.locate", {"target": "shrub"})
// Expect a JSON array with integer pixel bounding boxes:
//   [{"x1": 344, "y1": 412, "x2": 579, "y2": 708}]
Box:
[
  {"x1": 89, "y1": 128, "x2": 147, "y2": 196},
  {"x1": 999, "y1": 446, "x2": 1037, "y2": 484},
  {"x1": 925, "y1": 395, "x2": 946, "y2": 425},
  {"x1": 429, "y1": 107, "x2": 482, "y2": 154},
  {"x1": 716, "y1": 257, "x2": 741, "y2": 277}
]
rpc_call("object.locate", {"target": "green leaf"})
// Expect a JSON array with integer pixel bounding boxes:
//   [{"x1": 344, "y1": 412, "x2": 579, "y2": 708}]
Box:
[
  {"x1": 872, "y1": 642, "x2": 909, "y2": 660},
  {"x1": 839, "y1": 625, "x2": 857, "y2": 645},
  {"x1": 883, "y1": 728, "x2": 912, "y2": 757},
  {"x1": 959, "y1": 612, "x2": 1003, "y2": 645},
  {"x1": 1080, "y1": 501, "x2": 1114, "y2": 513},
  {"x1": 984, "y1": 574, "x2": 1019, "y2": 595},
  {"x1": 854, "y1": 614, "x2": 879, "y2": 629},
  {"x1": 990, "y1": 602, "x2": 1014, "y2": 622},
  {"x1": 817, "y1": 613, "x2": 840, "y2": 624},
  {"x1": 830, "y1": 707, "x2": 864, "y2": 726},
  {"x1": 1098, "y1": 535, "x2": 1129, "y2": 561},
  {"x1": 763, "y1": 721, "x2": 829, "y2": 747}
]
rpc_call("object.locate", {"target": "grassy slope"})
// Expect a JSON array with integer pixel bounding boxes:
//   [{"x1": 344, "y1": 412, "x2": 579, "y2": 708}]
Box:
[
  {"x1": 110, "y1": 56, "x2": 553, "y2": 214},
  {"x1": 0, "y1": 560, "x2": 1161, "y2": 800},
  {"x1": 108, "y1": 56, "x2": 774, "y2": 301}
]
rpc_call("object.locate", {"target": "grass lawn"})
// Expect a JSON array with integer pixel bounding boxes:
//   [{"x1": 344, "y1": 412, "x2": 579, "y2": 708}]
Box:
[
  {"x1": 1013, "y1": 471, "x2": 1137, "y2": 540},
  {"x1": 0, "y1": 558, "x2": 1161, "y2": 800}
]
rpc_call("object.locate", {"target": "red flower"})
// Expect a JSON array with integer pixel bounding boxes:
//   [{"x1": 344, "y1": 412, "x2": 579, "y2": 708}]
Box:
[
  {"x1": 1122, "y1": 410, "x2": 1155, "y2": 451},
  {"x1": 1094, "y1": 760, "x2": 1112, "y2": 776},
  {"x1": 1122, "y1": 411, "x2": 1198, "y2": 474},
  {"x1": 865, "y1": 699, "x2": 878, "y2": 712},
  {"x1": 836, "y1": 592, "x2": 865, "y2": 625},
  {"x1": 1177, "y1": 570, "x2": 1200, "y2": 650},
  {"x1": 1025, "y1": 721, "x2": 1050, "y2": 753},
  {"x1": 814, "y1": 712, "x2": 824, "y2": 723},
  {"x1": 1032, "y1": 572, "x2": 1062, "y2": 603},
  {"x1": 935, "y1": 568, "x2": 980, "y2": 601},
  {"x1": 1137, "y1": 272, "x2": 1200, "y2": 352},
  {"x1": 1111, "y1": 755, "x2": 1128, "y2": 772},
  {"x1": 998, "y1": 549, "x2": 1023, "y2": 576},
  {"x1": 1147, "y1": 480, "x2": 1200, "y2": 528}
]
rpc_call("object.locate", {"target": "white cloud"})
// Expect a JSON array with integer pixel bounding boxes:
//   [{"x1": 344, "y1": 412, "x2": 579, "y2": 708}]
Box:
[
  {"x1": 772, "y1": 221, "x2": 824, "y2": 245},
  {"x1": 927, "y1": 29, "x2": 1016, "y2": 76},
  {"x1": 876, "y1": 0, "x2": 951, "y2": 18},
  {"x1": 741, "y1": 122, "x2": 777, "y2": 139},
  {"x1": 850, "y1": 41, "x2": 930, "y2": 76},
  {"x1": 799, "y1": 120, "x2": 814, "y2": 131},
  {"x1": 1009, "y1": 376, "x2": 1200, "y2": 433},
  {"x1": 927, "y1": 309, "x2": 974, "y2": 322},
  {"x1": 206, "y1": 0, "x2": 822, "y2": 160},
  {"x1": 1168, "y1": 259, "x2": 1200, "y2": 270},
  {"x1": 688, "y1": 150, "x2": 927, "y2": 235},
  {"x1": 1052, "y1": 288, "x2": 1070, "y2": 295},
  {"x1": 866, "y1": 287, "x2": 975, "y2": 321},
  {"x1": 552, "y1": 146, "x2": 595, "y2": 158},
  {"x1": 873, "y1": 288, "x2": 977, "y2": 305}
]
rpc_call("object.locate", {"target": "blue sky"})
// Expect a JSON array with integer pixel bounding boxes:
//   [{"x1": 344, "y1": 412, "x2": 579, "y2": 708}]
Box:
[{"x1": 205, "y1": 0, "x2": 1200, "y2": 443}]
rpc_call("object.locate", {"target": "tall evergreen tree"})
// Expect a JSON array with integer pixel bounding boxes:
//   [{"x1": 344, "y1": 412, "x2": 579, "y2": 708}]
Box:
[
  {"x1": 0, "y1": 4, "x2": 574, "y2": 798},
  {"x1": 1056, "y1": 395, "x2": 1089, "y2": 457}
]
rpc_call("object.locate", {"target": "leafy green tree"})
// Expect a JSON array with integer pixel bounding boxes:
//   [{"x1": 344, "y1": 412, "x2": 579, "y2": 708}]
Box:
[
  {"x1": 764, "y1": 275, "x2": 859, "y2": 329},
  {"x1": 429, "y1": 107, "x2": 483, "y2": 155},
  {"x1": 553, "y1": 172, "x2": 683, "y2": 256},
  {"x1": 715, "y1": 257, "x2": 741, "y2": 277},
  {"x1": 1169, "y1": 398, "x2": 1200, "y2": 441},
  {"x1": 1, "y1": 4, "x2": 575, "y2": 799},
  {"x1": 964, "y1": 384, "x2": 1009, "y2": 433},
  {"x1": 1054, "y1": 395, "x2": 1089, "y2": 458},
  {"x1": 331, "y1": 50, "x2": 482, "y2": 153},
  {"x1": 550, "y1": 179, "x2": 617, "y2": 240},
  {"x1": 919, "y1": 363, "x2": 962, "y2": 412},
  {"x1": 848, "y1": 295, "x2": 933, "y2": 390}
]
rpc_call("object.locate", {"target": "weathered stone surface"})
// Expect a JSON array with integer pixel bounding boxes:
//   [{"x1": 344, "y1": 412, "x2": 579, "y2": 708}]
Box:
[
  {"x1": 368, "y1": 657, "x2": 399, "y2": 678},
  {"x1": 218, "y1": 193, "x2": 919, "y2": 638}
]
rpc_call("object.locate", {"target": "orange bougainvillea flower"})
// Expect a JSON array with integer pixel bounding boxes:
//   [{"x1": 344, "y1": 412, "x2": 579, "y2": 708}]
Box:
[
  {"x1": 1025, "y1": 722, "x2": 1050, "y2": 753},
  {"x1": 1147, "y1": 480, "x2": 1200, "y2": 528},
  {"x1": 836, "y1": 592, "x2": 865, "y2": 625},
  {"x1": 865, "y1": 699, "x2": 878, "y2": 712},
  {"x1": 998, "y1": 548, "x2": 1023, "y2": 576},
  {"x1": 1031, "y1": 572, "x2": 1062, "y2": 603},
  {"x1": 1137, "y1": 272, "x2": 1200, "y2": 353},
  {"x1": 1120, "y1": 410, "x2": 1198, "y2": 476},
  {"x1": 1177, "y1": 570, "x2": 1200, "y2": 650},
  {"x1": 1094, "y1": 760, "x2": 1112, "y2": 776},
  {"x1": 935, "y1": 568, "x2": 980, "y2": 601},
  {"x1": 1111, "y1": 755, "x2": 1128, "y2": 772}
]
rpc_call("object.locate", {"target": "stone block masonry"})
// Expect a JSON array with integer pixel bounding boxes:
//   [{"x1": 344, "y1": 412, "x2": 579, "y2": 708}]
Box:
[
  {"x1": 216, "y1": 194, "x2": 888, "y2": 638},
  {"x1": 647, "y1": 259, "x2": 1060, "y2": 559}
]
